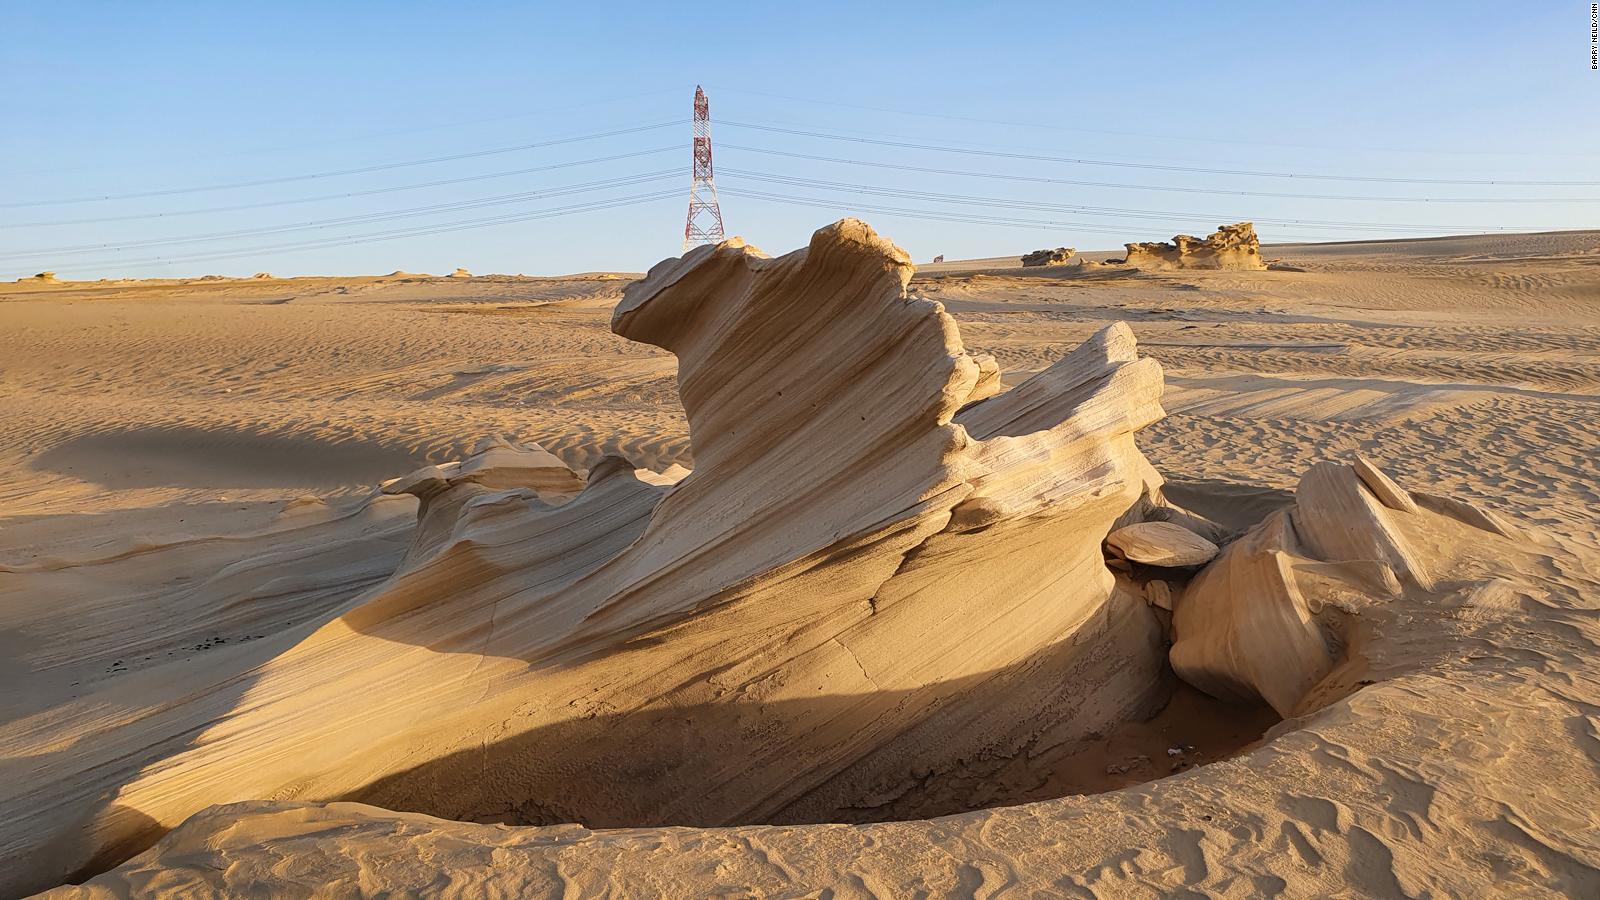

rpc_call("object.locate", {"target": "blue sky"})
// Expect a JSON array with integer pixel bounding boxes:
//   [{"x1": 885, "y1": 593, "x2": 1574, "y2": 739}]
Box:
[{"x1": 2, "y1": 2, "x2": 1595, "y2": 279}]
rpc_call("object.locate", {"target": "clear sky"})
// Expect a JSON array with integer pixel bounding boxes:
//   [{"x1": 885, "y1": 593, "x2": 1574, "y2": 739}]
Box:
[{"x1": 2, "y1": 2, "x2": 1595, "y2": 279}]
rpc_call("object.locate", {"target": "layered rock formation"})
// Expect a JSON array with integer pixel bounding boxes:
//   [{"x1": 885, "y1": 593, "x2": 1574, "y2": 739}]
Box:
[
  {"x1": 1021, "y1": 246, "x2": 1075, "y2": 267},
  {"x1": 3, "y1": 220, "x2": 1176, "y2": 896},
  {"x1": 54, "y1": 455, "x2": 1600, "y2": 898},
  {"x1": 19, "y1": 220, "x2": 1597, "y2": 899},
  {"x1": 1118, "y1": 222, "x2": 1267, "y2": 270}
]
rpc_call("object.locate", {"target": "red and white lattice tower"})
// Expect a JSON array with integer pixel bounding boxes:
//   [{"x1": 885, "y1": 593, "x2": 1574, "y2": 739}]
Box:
[{"x1": 682, "y1": 85, "x2": 725, "y2": 251}]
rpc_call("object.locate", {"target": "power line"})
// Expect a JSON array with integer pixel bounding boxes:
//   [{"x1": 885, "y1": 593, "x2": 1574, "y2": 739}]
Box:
[
  {"x1": 9, "y1": 88, "x2": 686, "y2": 178},
  {"x1": 1, "y1": 171, "x2": 680, "y2": 259},
  {"x1": 718, "y1": 121, "x2": 1600, "y2": 187},
  {"x1": 3, "y1": 147, "x2": 679, "y2": 229},
  {"x1": 704, "y1": 85, "x2": 1596, "y2": 159},
  {"x1": 718, "y1": 187, "x2": 1478, "y2": 243},
  {"x1": 14, "y1": 162, "x2": 1575, "y2": 267},
  {"x1": 721, "y1": 187, "x2": 1240, "y2": 238},
  {"x1": 1, "y1": 122, "x2": 679, "y2": 208},
  {"x1": 13, "y1": 191, "x2": 681, "y2": 274},
  {"x1": 10, "y1": 105, "x2": 1589, "y2": 276},
  {"x1": 720, "y1": 144, "x2": 1597, "y2": 204},
  {"x1": 717, "y1": 170, "x2": 1559, "y2": 233}
]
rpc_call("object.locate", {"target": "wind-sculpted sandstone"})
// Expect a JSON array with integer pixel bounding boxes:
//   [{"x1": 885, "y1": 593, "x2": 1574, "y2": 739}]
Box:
[
  {"x1": 53, "y1": 460, "x2": 1600, "y2": 898},
  {"x1": 1118, "y1": 221, "x2": 1267, "y2": 270},
  {"x1": 14, "y1": 221, "x2": 1600, "y2": 900},
  {"x1": 2, "y1": 220, "x2": 1177, "y2": 896}
]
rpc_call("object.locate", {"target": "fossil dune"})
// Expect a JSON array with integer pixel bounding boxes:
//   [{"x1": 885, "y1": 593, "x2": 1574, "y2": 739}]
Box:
[
  {"x1": 4, "y1": 220, "x2": 1182, "y2": 894},
  {"x1": 57, "y1": 452, "x2": 1599, "y2": 899},
  {"x1": 2, "y1": 222, "x2": 1598, "y2": 898}
]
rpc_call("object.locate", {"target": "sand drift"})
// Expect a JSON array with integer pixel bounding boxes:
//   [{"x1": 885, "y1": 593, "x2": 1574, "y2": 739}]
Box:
[{"x1": 8, "y1": 221, "x2": 1599, "y2": 898}]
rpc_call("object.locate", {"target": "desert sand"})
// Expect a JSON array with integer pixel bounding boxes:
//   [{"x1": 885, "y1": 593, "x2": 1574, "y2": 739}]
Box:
[{"x1": 2, "y1": 223, "x2": 1598, "y2": 897}]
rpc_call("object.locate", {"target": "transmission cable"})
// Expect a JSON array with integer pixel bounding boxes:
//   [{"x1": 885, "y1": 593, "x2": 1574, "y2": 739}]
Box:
[
  {"x1": 718, "y1": 121, "x2": 1600, "y2": 187},
  {"x1": 717, "y1": 170, "x2": 1558, "y2": 233},
  {"x1": 22, "y1": 191, "x2": 680, "y2": 273},
  {"x1": 4, "y1": 147, "x2": 680, "y2": 229},
  {"x1": 720, "y1": 144, "x2": 1596, "y2": 204},
  {"x1": 2, "y1": 122, "x2": 679, "y2": 208},
  {"x1": 704, "y1": 85, "x2": 1593, "y2": 158},
  {"x1": 718, "y1": 187, "x2": 1472, "y2": 242},
  {"x1": 2, "y1": 171, "x2": 680, "y2": 259}
]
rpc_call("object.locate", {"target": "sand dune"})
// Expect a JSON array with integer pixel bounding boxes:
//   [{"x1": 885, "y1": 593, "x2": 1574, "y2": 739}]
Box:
[{"x1": 2, "y1": 225, "x2": 1598, "y2": 897}]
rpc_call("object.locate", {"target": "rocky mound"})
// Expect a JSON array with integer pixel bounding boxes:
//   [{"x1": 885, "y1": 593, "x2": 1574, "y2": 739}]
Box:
[
  {"x1": 448, "y1": 267, "x2": 472, "y2": 278},
  {"x1": 1118, "y1": 222, "x2": 1267, "y2": 270},
  {"x1": 1021, "y1": 247, "x2": 1075, "y2": 267}
]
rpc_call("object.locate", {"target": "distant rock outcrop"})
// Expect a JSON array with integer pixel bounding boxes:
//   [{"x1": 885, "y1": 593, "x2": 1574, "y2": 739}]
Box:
[
  {"x1": 251, "y1": 272, "x2": 274, "y2": 280},
  {"x1": 21, "y1": 271, "x2": 57, "y2": 283},
  {"x1": 1021, "y1": 247, "x2": 1076, "y2": 267},
  {"x1": 1117, "y1": 222, "x2": 1266, "y2": 270},
  {"x1": 448, "y1": 267, "x2": 472, "y2": 278}
]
